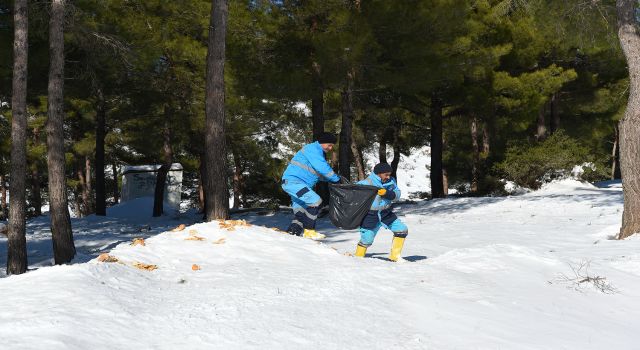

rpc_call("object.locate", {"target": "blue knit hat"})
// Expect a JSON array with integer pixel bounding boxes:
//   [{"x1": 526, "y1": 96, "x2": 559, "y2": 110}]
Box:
[{"x1": 374, "y1": 162, "x2": 392, "y2": 174}]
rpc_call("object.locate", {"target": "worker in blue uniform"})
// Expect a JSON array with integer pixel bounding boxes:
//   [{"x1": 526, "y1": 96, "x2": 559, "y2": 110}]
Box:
[{"x1": 281, "y1": 132, "x2": 341, "y2": 239}]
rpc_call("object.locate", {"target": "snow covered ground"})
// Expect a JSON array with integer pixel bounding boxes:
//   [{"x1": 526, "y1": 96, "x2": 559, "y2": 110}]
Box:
[{"x1": 1, "y1": 180, "x2": 640, "y2": 349}]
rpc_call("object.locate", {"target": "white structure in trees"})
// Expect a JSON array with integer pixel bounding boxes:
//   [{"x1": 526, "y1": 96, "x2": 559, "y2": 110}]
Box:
[{"x1": 121, "y1": 163, "x2": 183, "y2": 212}]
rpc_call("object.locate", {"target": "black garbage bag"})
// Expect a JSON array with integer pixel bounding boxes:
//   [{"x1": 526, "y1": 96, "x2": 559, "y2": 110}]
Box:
[{"x1": 328, "y1": 183, "x2": 379, "y2": 229}]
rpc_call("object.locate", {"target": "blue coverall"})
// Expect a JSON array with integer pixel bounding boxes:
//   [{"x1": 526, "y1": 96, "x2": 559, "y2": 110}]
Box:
[{"x1": 281, "y1": 142, "x2": 340, "y2": 235}]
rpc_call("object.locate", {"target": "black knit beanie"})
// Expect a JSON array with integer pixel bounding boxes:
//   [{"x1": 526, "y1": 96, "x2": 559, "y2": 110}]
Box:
[
  {"x1": 374, "y1": 162, "x2": 393, "y2": 174},
  {"x1": 317, "y1": 132, "x2": 338, "y2": 144}
]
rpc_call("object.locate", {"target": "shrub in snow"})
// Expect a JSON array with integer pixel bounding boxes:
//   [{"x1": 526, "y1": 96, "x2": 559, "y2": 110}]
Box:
[{"x1": 495, "y1": 131, "x2": 607, "y2": 189}]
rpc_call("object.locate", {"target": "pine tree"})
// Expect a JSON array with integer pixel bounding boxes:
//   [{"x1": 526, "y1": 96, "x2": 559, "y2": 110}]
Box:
[
  {"x1": 6, "y1": 0, "x2": 29, "y2": 275},
  {"x1": 204, "y1": 0, "x2": 229, "y2": 221},
  {"x1": 47, "y1": 0, "x2": 75, "y2": 264},
  {"x1": 616, "y1": 0, "x2": 640, "y2": 239}
]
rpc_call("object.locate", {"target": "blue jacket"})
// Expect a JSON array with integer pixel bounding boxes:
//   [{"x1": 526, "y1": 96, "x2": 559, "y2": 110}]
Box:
[
  {"x1": 282, "y1": 142, "x2": 340, "y2": 187},
  {"x1": 357, "y1": 173, "x2": 402, "y2": 229},
  {"x1": 357, "y1": 173, "x2": 401, "y2": 211}
]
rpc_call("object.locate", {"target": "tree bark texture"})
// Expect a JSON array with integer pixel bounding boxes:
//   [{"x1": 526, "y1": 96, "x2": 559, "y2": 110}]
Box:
[
  {"x1": 430, "y1": 97, "x2": 445, "y2": 198},
  {"x1": 536, "y1": 103, "x2": 547, "y2": 141},
  {"x1": 85, "y1": 156, "x2": 93, "y2": 214},
  {"x1": 198, "y1": 158, "x2": 205, "y2": 213},
  {"x1": 550, "y1": 92, "x2": 560, "y2": 133},
  {"x1": 30, "y1": 126, "x2": 42, "y2": 217},
  {"x1": 311, "y1": 61, "x2": 325, "y2": 141},
  {"x1": 612, "y1": 123, "x2": 619, "y2": 180},
  {"x1": 351, "y1": 140, "x2": 366, "y2": 180},
  {"x1": 231, "y1": 146, "x2": 245, "y2": 209},
  {"x1": 95, "y1": 88, "x2": 106, "y2": 215},
  {"x1": 7, "y1": 0, "x2": 29, "y2": 275},
  {"x1": 616, "y1": 0, "x2": 640, "y2": 239},
  {"x1": 75, "y1": 156, "x2": 93, "y2": 217},
  {"x1": 31, "y1": 166, "x2": 42, "y2": 216},
  {"x1": 443, "y1": 167, "x2": 449, "y2": 197},
  {"x1": 390, "y1": 145, "x2": 400, "y2": 180},
  {"x1": 0, "y1": 175, "x2": 7, "y2": 220},
  {"x1": 112, "y1": 162, "x2": 119, "y2": 204},
  {"x1": 471, "y1": 115, "x2": 480, "y2": 193},
  {"x1": 390, "y1": 122, "x2": 401, "y2": 180},
  {"x1": 47, "y1": 0, "x2": 75, "y2": 264},
  {"x1": 339, "y1": 72, "x2": 354, "y2": 180},
  {"x1": 379, "y1": 138, "x2": 387, "y2": 164},
  {"x1": 153, "y1": 113, "x2": 173, "y2": 217},
  {"x1": 204, "y1": 0, "x2": 229, "y2": 221}
]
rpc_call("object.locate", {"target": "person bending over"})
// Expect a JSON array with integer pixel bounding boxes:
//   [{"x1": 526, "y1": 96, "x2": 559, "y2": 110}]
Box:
[{"x1": 281, "y1": 132, "x2": 340, "y2": 240}]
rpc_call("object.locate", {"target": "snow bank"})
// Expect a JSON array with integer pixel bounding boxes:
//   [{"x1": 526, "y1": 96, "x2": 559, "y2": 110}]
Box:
[
  {"x1": 533, "y1": 178, "x2": 597, "y2": 195},
  {"x1": 107, "y1": 196, "x2": 178, "y2": 219}
]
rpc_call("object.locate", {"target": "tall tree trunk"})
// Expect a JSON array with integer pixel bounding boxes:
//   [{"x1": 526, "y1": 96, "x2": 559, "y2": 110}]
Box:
[
  {"x1": 311, "y1": 61, "x2": 330, "y2": 204},
  {"x1": 231, "y1": 146, "x2": 244, "y2": 209},
  {"x1": 482, "y1": 117, "x2": 491, "y2": 156},
  {"x1": 471, "y1": 115, "x2": 480, "y2": 193},
  {"x1": 0, "y1": 175, "x2": 7, "y2": 220},
  {"x1": 204, "y1": 0, "x2": 229, "y2": 221},
  {"x1": 339, "y1": 71, "x2": 354, "y2": 180},
  {"x1": 442, "y1": 168, "x2": 449, "y2": 196},
  {"x1": 430, "y1": 96, "x2": 445, "y2": 198},
  {"x1": 47, "y1": 0, "x2": 75, "y2": 264},
  {"x1": 30, "y1": 126, "x2": 42, "y2": 216},
  {"x1": 112, "y1": 162, "x2": 119, "y2": 204},
  {"x1": 312, "y1": 92, "x2": 324, "y2": 140},
  {"x1": 76, "y1": 161, "x2": 86, "y2": 217},
  {"x1": 311, "y1": 61, "x2": 325, "y2": 141},
  {"x1": 84, "y1": 156, "x2": 93, "y2": 214},
  {"x1": 7, "y1": 0, "x2": 29, "y2": 274},
  {"x1": 31, "y1": 166, "x2": 42, "y2": 216},
  {"x1": 153, "y1": 112, "x2": 173, "y2": 217},
  {"x1": 390, "y1": 144, "x2": 401, "y2": 180},
  {"x1": 330, "y1": 151, "x2": 339, "y2": 173},
  {"x1": 616, "y1": 0, "x2": 640, "y2": 239},
  {"x1": 550, "y1": 92, "x2": 560, "y2": 133},
  {"x1": 95, "y1": 88, "x2": 106, "y2": 215},
  {"x1": 389, "y1": 121, "x2": 401, "y2": 180},
  {"x1": 351, "y1": 139, "x2": 365, "y2": 180},
  {"x1": 612, "y1": 123, "x2": 619, "y2": 180},
  {"x1": 198, "y1": 158, "x2": 205, "y2": 213},
  {"x1": 536, "y1": 103, "x2": 547, "y2": 141},
  {"x1": 379, "y1": 137, "x2": 387, "y2": 163}
]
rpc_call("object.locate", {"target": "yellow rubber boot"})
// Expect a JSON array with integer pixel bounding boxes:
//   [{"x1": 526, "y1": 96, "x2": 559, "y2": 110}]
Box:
[
  {"x1": 303, "y1": 229, "x2": 326, "y2": 240},
  {"x1": 389, "y1": 235, "x2": 406, "y2": 262},
  {"x1": 355, "y1": 244, "x2": 367, "y2": 257}
]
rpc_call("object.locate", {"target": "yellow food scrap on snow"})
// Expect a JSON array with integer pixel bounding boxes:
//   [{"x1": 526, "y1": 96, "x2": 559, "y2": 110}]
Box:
[
  {"x1": 132, "y1": 262, "x2": 158, "y2": 271},
  {"x1": 185, "y1": 236, "x2": 205, "y2": 241},
  {"x1": 97, "y1": 253, "x2": 119, "y2": 263},
  {"x1": 171, "y1": 224, "x2": 186, "y2": 232},
  {"x1": 131, "y1": 238, "x2": 146, "y2": 246},
  {"x1": 218, "y1": 219, "x2": 251, "y2": 231}
]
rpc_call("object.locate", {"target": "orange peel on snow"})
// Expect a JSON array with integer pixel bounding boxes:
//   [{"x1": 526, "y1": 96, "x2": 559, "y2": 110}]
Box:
[
  {"x1": 171, "y1": 224, "x2": 186, "y2": 232},
  {"x1": 131, "y1": 238, "x2": 146, "y2": 246}
]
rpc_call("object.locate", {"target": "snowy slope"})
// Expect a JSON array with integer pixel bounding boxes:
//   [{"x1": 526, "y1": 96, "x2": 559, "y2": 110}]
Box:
[
  {"x1": 1, "y1": 180, "x2": 640, "y2": 349},
  {"x1": 0, "y1": 197, "x2": 201, "y2": 278}
]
